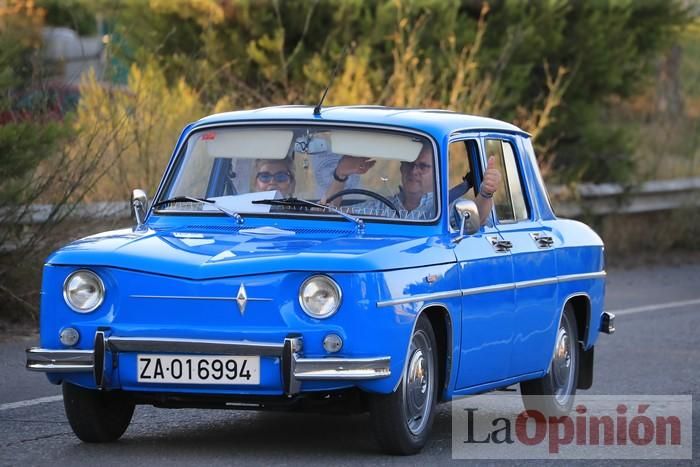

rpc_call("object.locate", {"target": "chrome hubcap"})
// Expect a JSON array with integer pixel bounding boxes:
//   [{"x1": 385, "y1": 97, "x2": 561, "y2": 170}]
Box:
[
  {"x1": 405, "y1": 332, "x2": 432, "y2": 435},
  {"x1": 552, "y1": 325, "x2": 573, "y2": 404}
]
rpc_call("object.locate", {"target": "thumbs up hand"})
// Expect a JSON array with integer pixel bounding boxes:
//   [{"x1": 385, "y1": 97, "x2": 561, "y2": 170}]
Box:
[{"x1": 480, "y1": 155, "x2": 501, "y2": 198}]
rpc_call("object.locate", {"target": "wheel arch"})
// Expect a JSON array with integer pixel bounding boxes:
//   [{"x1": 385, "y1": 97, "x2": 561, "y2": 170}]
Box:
[
  {"x1": 566, "y1": 293, "x2": 591, "y2": 348},
  {"x1": 565, "y1": 294, "x2": 596, "y2": 389},
  {"x1": 418, "y1": 304, "x2": 453, "y2": 402},
  {"x1": 546, "y1": 292, "x2": 591, "y2": 373}
]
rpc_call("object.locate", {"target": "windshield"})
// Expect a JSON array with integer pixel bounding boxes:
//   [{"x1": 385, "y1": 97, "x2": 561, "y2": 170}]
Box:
[{"x1": 158, "y1": 126, "x2": 438, "y2": 221}]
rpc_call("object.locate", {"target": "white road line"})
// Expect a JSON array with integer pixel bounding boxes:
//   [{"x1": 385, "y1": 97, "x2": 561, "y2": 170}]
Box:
[
  {"x1": 608, "y1": 298, "x2": 700, "y2": 316},
  {"x1": 0, "y1": 395, "x2": 62, "y2": 412}
]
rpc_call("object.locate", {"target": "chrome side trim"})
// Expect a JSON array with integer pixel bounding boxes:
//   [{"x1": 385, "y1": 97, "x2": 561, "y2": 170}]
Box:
[
  {"x1": 376, "y1": 271, "x2": 606, "y2": 307},
  {"x1": 106, "y1": 336, "x2": 284, "y2": 357},
  {"x1": 515, "y1": 277, "x2": 559, "y2": 289},
  {"x1": 461, "y1": 283, "x2": 516, "y2": 297},
  {"x1": 558, "y1": 271, "x2": 607, "y2": 283},
  {"x1": 293, "y1": 356, "x2": 391, "y2": 380},
  {"x1": 26, "y1": 348, "x2": 93, "y2": 372},
  {"x1": 376, "y1": 290, "x2": 462, "y2": 308}
]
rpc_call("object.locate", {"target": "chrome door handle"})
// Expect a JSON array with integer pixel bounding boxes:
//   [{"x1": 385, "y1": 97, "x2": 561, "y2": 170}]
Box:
[
  {"x1": 537, "y1": 236, "x2": 554, "y2": 247},
  {"x1": 488, "y1": 236, "x2": 512, "y2": 252},
  {"x1": 531, "y1": 233, "x2": 554, "y2": 248},
  {"x1": 494, "y1": 240, "x2": 513, "y2": 251}
]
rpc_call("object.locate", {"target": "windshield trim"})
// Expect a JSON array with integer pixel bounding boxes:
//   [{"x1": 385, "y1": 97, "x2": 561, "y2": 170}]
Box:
[{"x1": 150, "y1": 121, "x2": 442, "y2": 225}]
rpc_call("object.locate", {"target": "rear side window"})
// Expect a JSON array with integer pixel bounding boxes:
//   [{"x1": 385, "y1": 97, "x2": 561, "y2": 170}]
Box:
[
  {"x1": 484, "y1": 139, "x2": 529, "y2": 223},
  {"x1": 448, "y1": 140, "x2": 480, "y2": 229},
  {"x1": 448, "y1": 140, "x2": 478, "y2": 201}
]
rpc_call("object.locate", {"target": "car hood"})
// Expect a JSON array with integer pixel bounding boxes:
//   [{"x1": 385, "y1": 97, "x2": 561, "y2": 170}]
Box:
[{"x1": 47, "y1": 226, "x2": 455, "y2": 279}]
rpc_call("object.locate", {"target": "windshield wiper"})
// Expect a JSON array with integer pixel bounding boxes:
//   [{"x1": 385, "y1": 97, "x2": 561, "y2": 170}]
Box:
[
  {"x1": 152, "y1": 196, "x2": 243, "y2": 224},
  {"x1": 253, "y1": 197, "x2": 364, "y2": 232}
]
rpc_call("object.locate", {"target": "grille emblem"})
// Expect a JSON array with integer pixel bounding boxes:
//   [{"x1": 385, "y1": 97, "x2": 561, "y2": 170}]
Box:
[
  {"x1": 235, "y1": 284, "x2": 273, "y2": 316},
  {"x1": 236, "y1": 284, "x2": 248, "y2": 315}
]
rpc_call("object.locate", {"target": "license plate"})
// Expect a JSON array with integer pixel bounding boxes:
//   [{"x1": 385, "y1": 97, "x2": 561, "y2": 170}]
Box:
[{"x1": 137, "y1": 354, "x2": 260, "y2": 385}]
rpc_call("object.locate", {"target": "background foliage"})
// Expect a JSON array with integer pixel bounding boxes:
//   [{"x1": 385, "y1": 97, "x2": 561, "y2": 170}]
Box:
[{"x1": 101, "y1": 0, "x2": 690, "y2": 186}]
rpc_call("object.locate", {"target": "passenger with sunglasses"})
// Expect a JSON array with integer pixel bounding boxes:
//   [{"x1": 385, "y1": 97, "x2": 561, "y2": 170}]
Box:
[
  {"x1": 253, "y1": 159, "x2": 296, "y2": 197},
  {"x1": 324, "y1": 144, "x2": 500, "y2": 223}
]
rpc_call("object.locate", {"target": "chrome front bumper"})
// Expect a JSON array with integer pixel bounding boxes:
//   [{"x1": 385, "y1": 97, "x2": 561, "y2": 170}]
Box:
[{"x1": 26, "y1": 333, "x2": 391, "y2": 395}]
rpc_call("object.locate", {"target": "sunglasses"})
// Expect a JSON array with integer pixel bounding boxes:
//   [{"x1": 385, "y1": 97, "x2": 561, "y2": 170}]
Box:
[
  {"x1": 256, "y1": 171, "x2": 293, "y2": 183},
  {"x1": 401, "y1": 161, "x2": 433, "y2": 172}
]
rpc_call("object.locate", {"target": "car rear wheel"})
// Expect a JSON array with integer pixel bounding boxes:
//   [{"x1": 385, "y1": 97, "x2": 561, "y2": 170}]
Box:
[
  {"x1": 63, "y1": 382, "x2": 135, "y2": 442},
  {"x1": 520, "y1": 304, "x2": 579, "y2": 416},
  {"x1": 369, "y1": 314, "x2": 438, "y2": 455}
]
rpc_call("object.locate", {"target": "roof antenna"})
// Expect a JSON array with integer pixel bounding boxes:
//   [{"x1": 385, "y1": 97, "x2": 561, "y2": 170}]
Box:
[{"x1": 313, "y1": 43, "x2": 353, "y2": 116}]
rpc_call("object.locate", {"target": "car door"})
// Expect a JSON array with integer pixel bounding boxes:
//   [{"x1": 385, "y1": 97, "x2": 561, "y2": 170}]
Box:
[
  {"x1": 449, "y1": 138, "x2": 516, "y2": 389},
  {"x1": 483, "y1": 135, "x2": 559, "y2": 377}
]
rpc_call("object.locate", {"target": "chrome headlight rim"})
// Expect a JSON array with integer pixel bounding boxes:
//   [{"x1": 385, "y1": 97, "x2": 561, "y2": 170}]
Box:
[
  {"x1": 298, "y1": 274, "x2": 342, "y2": 319},
  {"x1": 62, "y1": 269, "x2": 105, "y2": 313}
]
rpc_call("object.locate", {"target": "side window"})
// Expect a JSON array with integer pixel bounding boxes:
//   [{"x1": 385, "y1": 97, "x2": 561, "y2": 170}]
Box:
[
  {"x1": 484, "y1": 139, "x2": 529, "y2": 223},
  {"x1": 448, "y1": 140, "x2": 478, "y2": 228}
]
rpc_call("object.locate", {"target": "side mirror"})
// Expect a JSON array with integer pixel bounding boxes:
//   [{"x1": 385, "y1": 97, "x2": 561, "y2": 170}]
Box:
[
  {"x1": 131, "y1": 189, "x2": 148, "y2": 229},
  {"x1": 453, "y1": 199, "x2": 480, "y2": 243}
]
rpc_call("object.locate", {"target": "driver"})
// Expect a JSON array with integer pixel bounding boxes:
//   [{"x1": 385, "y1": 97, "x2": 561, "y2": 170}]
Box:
[
  {"x1": 252, "y1": 158, "x2": 295, "y2": 197},
  {"x1": 323, "y1": 144, "x2": 500, "y2": 223}
]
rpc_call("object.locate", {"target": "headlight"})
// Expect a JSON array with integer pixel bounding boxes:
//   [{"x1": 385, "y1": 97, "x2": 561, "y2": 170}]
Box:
[
  {"x1": 63, "y1": 270, "x2": 105, "y2": 313},
  {"x1": 299, "y1": 275, "x2": 341, "y2": 319}
]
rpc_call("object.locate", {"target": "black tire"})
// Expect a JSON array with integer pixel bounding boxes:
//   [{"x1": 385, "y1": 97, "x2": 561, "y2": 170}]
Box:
[
  {"x1": 520, "y1": 304, "x2": 579, "y2": 416},
  {"x1": 63, "y1": 382, "x2": 135, "y2": 442},
  {"x1": 369, "y1": 314, "x2": 438, "y2": 455}
]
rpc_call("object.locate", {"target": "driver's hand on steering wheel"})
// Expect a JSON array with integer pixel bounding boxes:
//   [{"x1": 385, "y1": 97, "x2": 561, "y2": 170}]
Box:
[{"x1": 335, "y1": 156, "x2": 376, "y2": 179}]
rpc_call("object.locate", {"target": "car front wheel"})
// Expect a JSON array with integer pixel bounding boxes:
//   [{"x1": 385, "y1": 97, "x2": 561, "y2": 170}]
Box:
[
  {"x1": 369, "y1": 314, "x2": 438, "y2": 455},
  {"x1": 520, "y1": 304, "x2": 579, "y2": 416},
  {"x1": 63, "y1": 382, "x2": 135, "y2": 442}
]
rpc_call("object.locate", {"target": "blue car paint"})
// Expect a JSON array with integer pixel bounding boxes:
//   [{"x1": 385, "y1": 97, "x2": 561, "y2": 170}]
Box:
[{"x1": 37, "y1": 106, "x2": 605, "y2": 401}]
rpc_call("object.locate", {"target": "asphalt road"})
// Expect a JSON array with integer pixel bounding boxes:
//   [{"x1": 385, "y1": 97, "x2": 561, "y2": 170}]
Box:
[{"x1": 1, "y1": 261, "x2": 698, "y2": 466}]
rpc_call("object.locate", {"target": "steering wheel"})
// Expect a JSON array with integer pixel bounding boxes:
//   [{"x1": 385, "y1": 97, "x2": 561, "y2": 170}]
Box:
[{"x1": 325, "y1": 188, "x2": 400, "y2": 218}]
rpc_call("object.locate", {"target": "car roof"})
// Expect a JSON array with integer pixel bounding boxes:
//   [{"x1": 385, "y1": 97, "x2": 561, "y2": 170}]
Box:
[{"x1": 194, "y1": 105, "x2": 528, "y2": 139}]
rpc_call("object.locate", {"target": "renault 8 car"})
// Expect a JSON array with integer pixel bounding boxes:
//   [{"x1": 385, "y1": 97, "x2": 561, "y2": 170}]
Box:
[{"x1": 26, "y1": 106, "x2": 613, "y2": 455}]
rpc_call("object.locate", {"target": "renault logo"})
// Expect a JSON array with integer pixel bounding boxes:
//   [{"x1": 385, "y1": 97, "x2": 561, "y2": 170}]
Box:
[
  {"x1": 236, "y1": 284, "x2": 272, "y2": 316},
  {"x1": 236, "y1": 284, "x2": 248, "y2": 315}
]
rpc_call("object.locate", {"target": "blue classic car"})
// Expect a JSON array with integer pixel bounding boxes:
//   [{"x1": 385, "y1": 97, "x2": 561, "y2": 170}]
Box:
[{"x1": 26, "y1": 106, "x2": 613, "y2": 455}]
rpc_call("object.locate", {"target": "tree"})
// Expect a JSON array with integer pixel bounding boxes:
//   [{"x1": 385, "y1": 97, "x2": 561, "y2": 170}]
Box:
[{"x1": 101, "y1": 0, "x2": 690, "y2": 184}]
